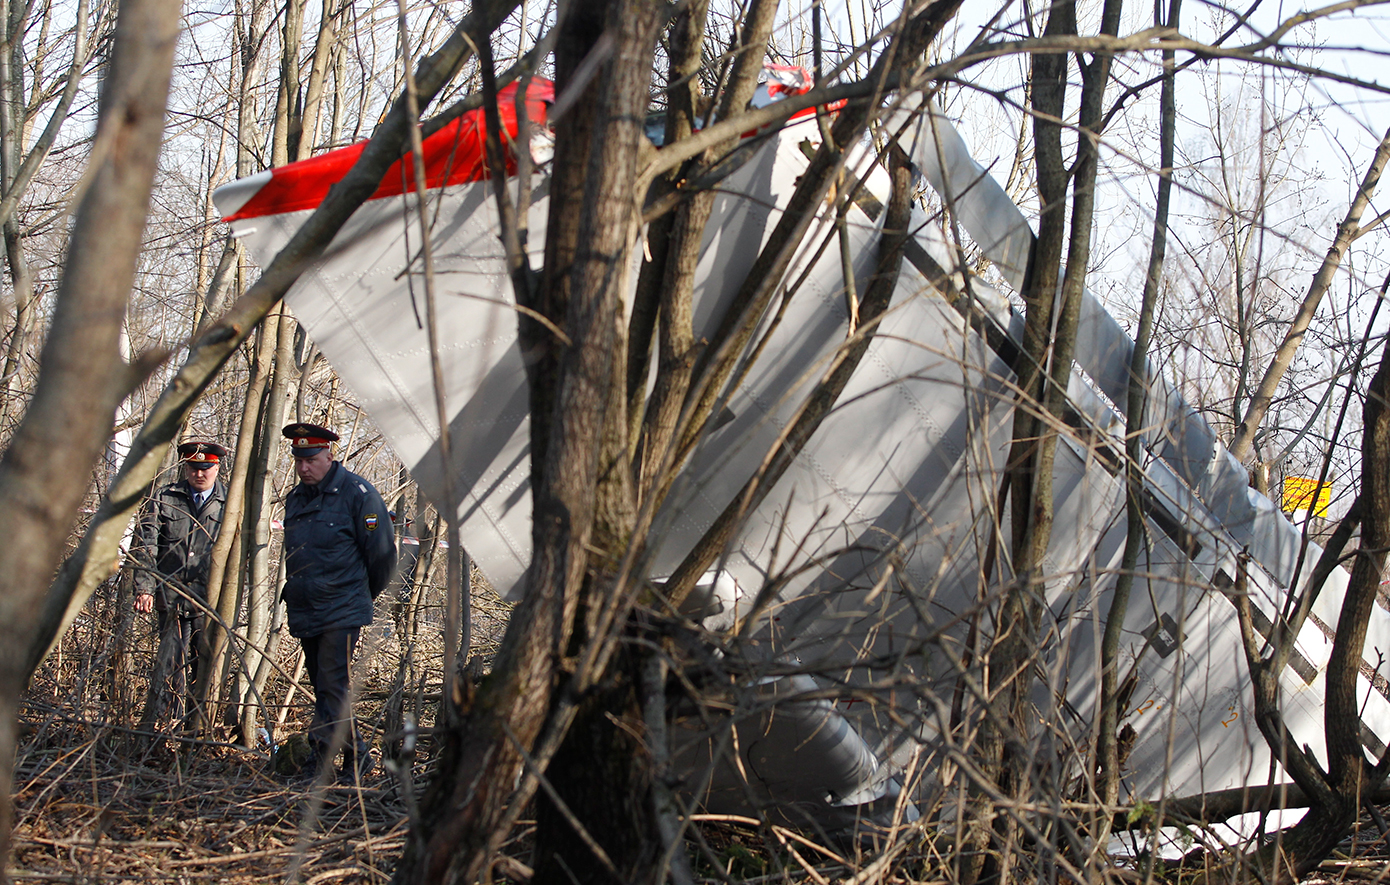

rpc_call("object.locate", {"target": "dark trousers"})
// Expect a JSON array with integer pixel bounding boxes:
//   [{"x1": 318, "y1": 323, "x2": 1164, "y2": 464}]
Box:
[
  {"x1": 302, "y1": 627, "x2": 361, "y2": 761},
  {"x1": 144, "y1": 609, "x2": 203, "y2": 728}
]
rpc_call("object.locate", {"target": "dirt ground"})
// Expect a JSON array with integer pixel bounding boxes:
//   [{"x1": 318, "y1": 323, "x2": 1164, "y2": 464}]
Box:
[
  {"x1": 10, "y1": 712, "x2": 418, "y2": 884},
  {"x1": 6, "y1": 577, "x2": 501, "y2": 884},
  {"x1": 17, "y1": 711, "x2": 1390, "y2": 885},
  {"x1": 14, "y1": 581, "x2": 1390, "y2": 884}
]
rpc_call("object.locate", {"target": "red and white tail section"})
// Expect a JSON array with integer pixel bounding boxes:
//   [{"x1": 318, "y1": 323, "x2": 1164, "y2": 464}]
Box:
[{"x1": 216, "y1": 81, "x2": 554, "y2": 596}]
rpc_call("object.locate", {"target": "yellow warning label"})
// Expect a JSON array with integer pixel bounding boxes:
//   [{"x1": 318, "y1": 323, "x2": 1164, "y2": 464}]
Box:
[{"x1": 1282, "y1": 477, "x2": 1331, "y2": 517}]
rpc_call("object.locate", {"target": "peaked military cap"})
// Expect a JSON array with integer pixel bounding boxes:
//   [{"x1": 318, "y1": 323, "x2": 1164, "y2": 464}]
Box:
[
  {"x1": 283, "y1": 422, "x2": 339, "y2": 457},
  {"x1": 177, "y1": 440, "x2": 227, "y2": 467}
]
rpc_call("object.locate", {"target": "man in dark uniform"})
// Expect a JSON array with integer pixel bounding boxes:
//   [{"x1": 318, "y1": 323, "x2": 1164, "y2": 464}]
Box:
[
  {"x1": 132, "y1": 440, "x2": 229, "y2": 726},
  {"x1": 281, "y1": 422, "x2": 396, "y2": 782}
]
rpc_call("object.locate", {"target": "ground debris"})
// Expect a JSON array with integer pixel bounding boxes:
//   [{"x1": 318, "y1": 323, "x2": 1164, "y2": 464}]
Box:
[{"x1": 9, "y1": 722, "x2": 409, "y2": 884}]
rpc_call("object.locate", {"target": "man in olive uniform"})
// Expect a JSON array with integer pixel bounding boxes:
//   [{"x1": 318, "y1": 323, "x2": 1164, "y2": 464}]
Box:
[
  {"x1": 281, "y1": 422, "x2": 396, "y2": 781},
  {"x1": 132, "y1": 440, "x2": 229, "y2": 725}
]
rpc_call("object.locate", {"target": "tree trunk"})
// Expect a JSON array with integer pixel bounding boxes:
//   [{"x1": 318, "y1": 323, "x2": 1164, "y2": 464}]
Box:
[
  {"x1": 0, "y1": 0, "x2": 33, "y2": 426},
  {"x1": 238, "y1": 306, "x2": 299, "y2": 744},
  {"x1": 532, "y1": 652, "x2": 658, "y2": 885},
  {"x1": 975, "y1": 3, "x2": 1123, "y2": 882},
  {"x1": 0, "y1": 0, "x2": 181, "y2": 867},
  {"x1": 630, "y1": 0, "x2": 773, "y2": 501},
  {"x1": 272, "y1": 0, "x2": 304, "y2": 167},
  {"x1": 397, "y1": 2, "x2": 656, "y2": 881},
  {"x1": 0, "y1": 217, "x2": 35, "y2": 425},
  {"x1": 1228, "y1": 124, "x2": 1390, "y2": 462},
  {"x1": 190, "y1": 308, "x2": 278, "y2": 733},
  {"x1": 1097, "y1": 0, "x2": 1180, "y2": 833},
  {"x1": 295, "y1": 0, "x2": 340, "y2": 161}
]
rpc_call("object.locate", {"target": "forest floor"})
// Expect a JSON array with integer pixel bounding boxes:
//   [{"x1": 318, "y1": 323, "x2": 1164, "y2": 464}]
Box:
[
  {"x1": 5, "y1": 570, "x2": 523, "y2": 883},
  {"x1": 15, "y1": 713, "x2": 1390, "y2": 885},
  {"x1": 5, "y1": 579, "x2": 503, "y2": 884},
  {"x1": 10, "y1": 707, "x2": 421, "y2": 884},
  {"x1": 12, "y1": 586, "x2": 1390, "y2": 884}
]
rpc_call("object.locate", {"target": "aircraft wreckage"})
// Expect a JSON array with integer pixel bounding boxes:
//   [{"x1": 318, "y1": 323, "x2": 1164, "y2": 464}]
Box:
[{"x1": 212, "y1": 72, "x2": 1390, "y2": 831}]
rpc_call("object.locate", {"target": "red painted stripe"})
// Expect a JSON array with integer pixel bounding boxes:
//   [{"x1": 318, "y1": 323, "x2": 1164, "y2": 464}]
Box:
[
  {"x1": 748, "y1": 100, "x2": 846, "y2": 137},
  {"x1": 225, "y1": 79, "x2": 554, "y2": 221},
  {"x1": 226, "y1": 75, "x2": 840, "y2": 222}
]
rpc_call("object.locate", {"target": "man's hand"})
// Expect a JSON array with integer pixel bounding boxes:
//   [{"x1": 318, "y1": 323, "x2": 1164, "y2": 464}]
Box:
[{"x1": 134, "y1": 593, "x2": 154, "y2": 613}]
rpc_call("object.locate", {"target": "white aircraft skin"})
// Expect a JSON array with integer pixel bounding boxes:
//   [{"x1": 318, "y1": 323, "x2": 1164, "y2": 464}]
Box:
[{"x1": 214, "y1": 78, "x2": 1390, "y2": 831}]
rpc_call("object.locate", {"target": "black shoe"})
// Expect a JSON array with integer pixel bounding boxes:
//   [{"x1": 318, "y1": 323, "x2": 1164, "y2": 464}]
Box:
[
  {"x1": 337, "y1": 747, "x2": 375, "y2": 784},
  {"x1": 296, "y1": 745, "x2": 332, "y2": 784}
]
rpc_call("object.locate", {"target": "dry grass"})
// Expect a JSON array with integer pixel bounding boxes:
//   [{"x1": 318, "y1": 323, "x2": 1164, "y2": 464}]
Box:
[
  {"x1": 12, "y1": 729, "x2": 407, "y2": 883},
  {"x1": 7, "y1": 565, "x2": 516, "y2": 884},
  {"x1": 17, "y1": 572, "x2": 1390, "y2": 884}
]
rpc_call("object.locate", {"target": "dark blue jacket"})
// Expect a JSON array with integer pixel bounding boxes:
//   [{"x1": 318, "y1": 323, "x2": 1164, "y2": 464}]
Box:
[
  {"x1": 281, "y1": 462, "x2": 396, "y2": 638},
  {"x1": 131, "y1": 478, "x2": 227, "y2": 616}
]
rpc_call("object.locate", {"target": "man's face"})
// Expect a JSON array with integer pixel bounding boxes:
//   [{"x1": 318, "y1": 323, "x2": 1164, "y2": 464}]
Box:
[
  {"x1": 184, "y1": 461, "x2": 218, "y2": 492},
  {"x1": 295, "y1": 448, "x2": 333, "y2": 485}
]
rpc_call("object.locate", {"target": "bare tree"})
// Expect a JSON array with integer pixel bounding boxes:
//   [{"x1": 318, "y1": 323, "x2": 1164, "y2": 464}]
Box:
[
  {"x1": 0, "y1": 0, "x2": 181, "y2": 867},
  {"x1": 1227, "y1": 126, "x2": 1390, "y2": 464},
  {"x1": 12, "y1": 2, "x2": 1390, "y2": 884},
  {"x1": 0, "y1": 0, "x2": 108, "y2": 425}
]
